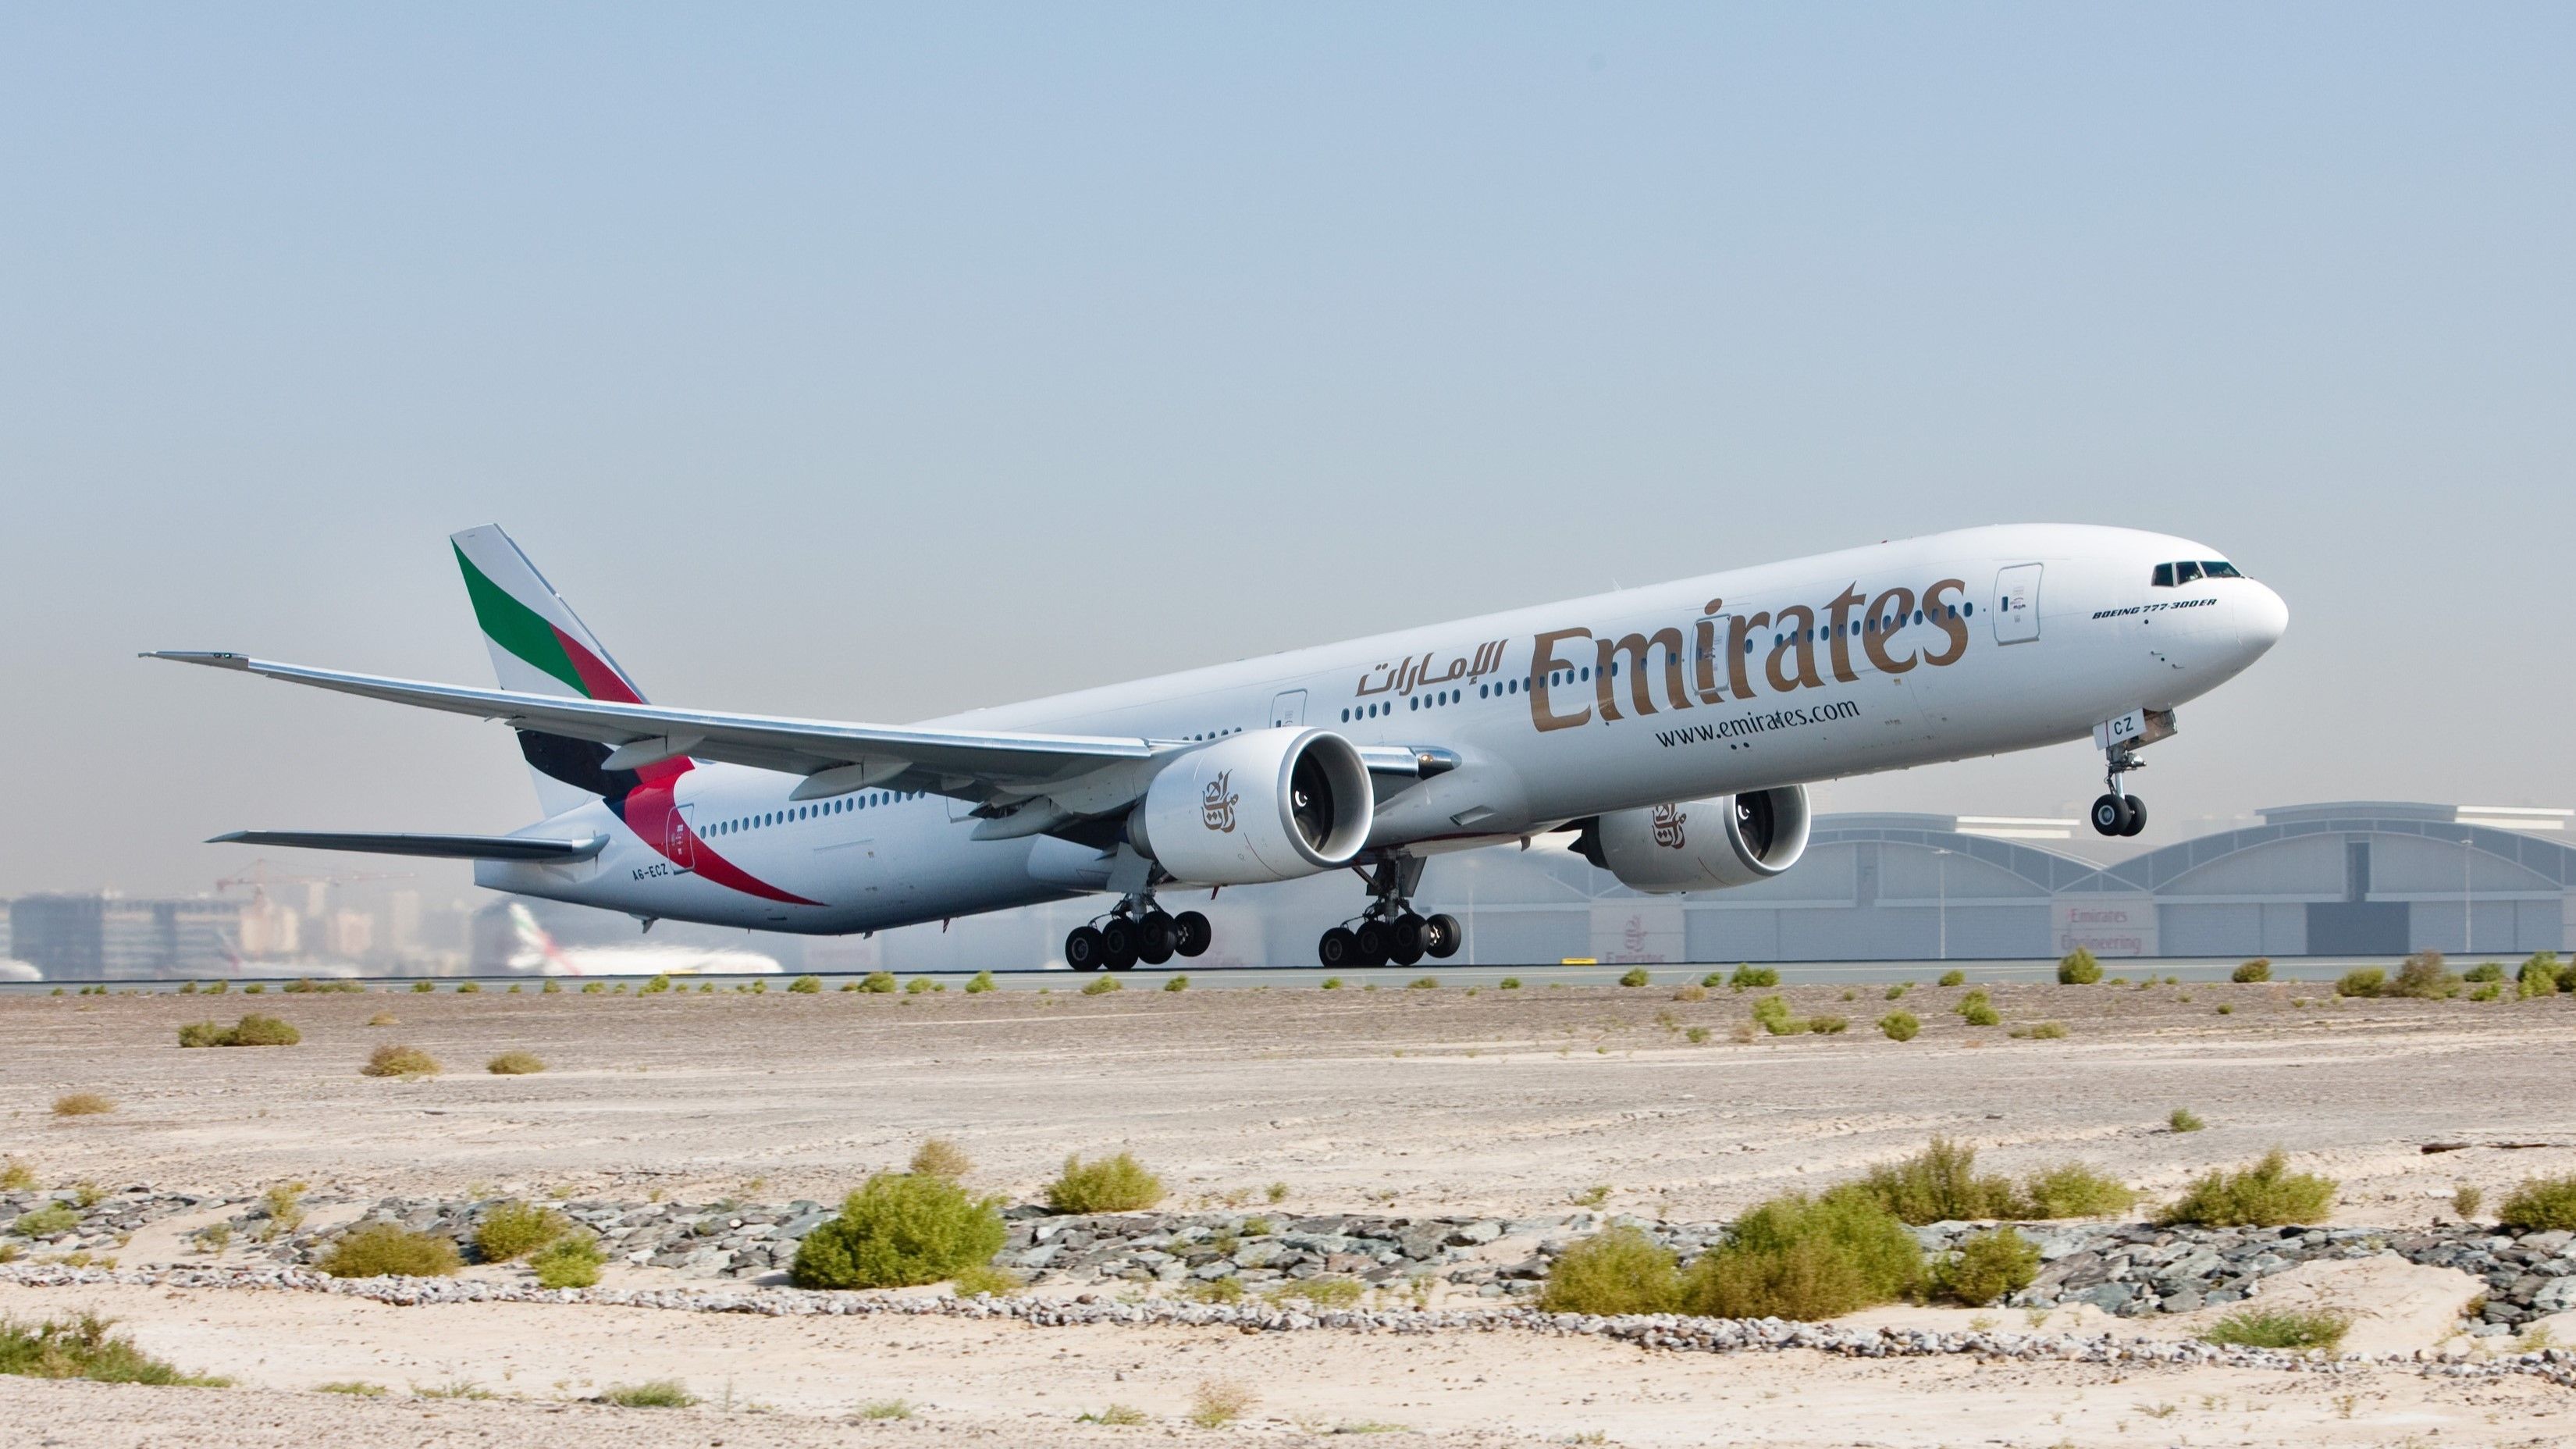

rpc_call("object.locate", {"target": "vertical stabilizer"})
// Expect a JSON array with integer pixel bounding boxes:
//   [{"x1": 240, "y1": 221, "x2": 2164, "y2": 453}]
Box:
[{"x1": 450, "y1": 525, "x2": 656, "y2": 815}]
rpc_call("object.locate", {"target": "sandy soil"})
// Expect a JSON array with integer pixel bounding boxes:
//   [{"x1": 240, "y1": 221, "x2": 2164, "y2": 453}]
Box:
[{"x1": 8, "y1": 981, "x2": 2576, "y2": 1445}]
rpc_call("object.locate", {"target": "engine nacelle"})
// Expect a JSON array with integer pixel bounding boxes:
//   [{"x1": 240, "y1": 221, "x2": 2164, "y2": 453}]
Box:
[
  {"x1": 1574, "y1": 785, "x2": 1811, "y2": 894},
  {"x1": 1129, "y1": 728, "x2": 1374, "y2": 885}
]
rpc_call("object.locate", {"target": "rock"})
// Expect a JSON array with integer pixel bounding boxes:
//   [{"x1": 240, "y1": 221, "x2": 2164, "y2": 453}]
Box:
[{"x1": 1446, "y1": 1220, "x2": 1504, "y2": 1247}]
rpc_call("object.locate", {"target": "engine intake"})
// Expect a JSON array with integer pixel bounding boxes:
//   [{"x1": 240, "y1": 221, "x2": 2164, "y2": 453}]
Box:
[
  {"x1": 1574, "y1": 785, "x2": 1811, "y2": 894},
  {"x1": 1130, "y1": 728, "x2": 1374, "y2": 885}
]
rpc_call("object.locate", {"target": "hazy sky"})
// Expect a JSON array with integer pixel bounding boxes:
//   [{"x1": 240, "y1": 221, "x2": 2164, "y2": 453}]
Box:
[{"x1": 5, "y1": 5, "x2": 2571, "y2": 902}]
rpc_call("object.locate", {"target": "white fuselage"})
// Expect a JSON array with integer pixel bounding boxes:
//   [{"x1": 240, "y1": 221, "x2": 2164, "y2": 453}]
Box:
[{"x1": 479, "y1": 524, "x2": 2286, "y2": 935}]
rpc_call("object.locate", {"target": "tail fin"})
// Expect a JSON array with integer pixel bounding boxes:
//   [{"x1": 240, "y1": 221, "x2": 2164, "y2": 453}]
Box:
[
  {"x1": 450, "y1": 526, "x2": 659, "y2": 815},
  {"x1": 507, "y1": 902, "x2": 579, "y2": 975}
]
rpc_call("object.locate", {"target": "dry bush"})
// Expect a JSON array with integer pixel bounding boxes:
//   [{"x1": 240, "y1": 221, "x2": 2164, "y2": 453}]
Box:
[
  {"x1": 0, "y1": 1159, "x2": 34, "y2": 1191},
  {"x1": 2389, "y1": 951, "x2": 2462, "y2": 999},
  {"x1": 1805, "y1": 1015, "x2": 1849, "y2": 1034},
  {"x1": 2201, "y1": 1307, "x2": 2349, "y2": 1351},
  {"x1": 909, "y1": 1137, "x2": 972, "y2": 1180},
  {"x1": 0, "y1": 1312, "x2": 228, "y2": 1386},
  {"x1": 178, "y1": 1013, "x2": 300, "y2": 1048},
  {"x1": 51, "y1": 1094, "x2": 113, "y2": 1117},
  {"x1": 1188, "y1": 1379, "x2": 1258, "y2": 1429},
  {"x1": 1679, "y1": 1187, "x2": 1922, "y2": 1320},
  {"x1": 1080, "y1": 977, "x2": 1123, "y2": 996},
  {"x1": 1536, "y1": 1227, "x2": 1679, "y2": 1315},
  {"x1": 2169, "y1": 1106, "x2": 2207, "y2": 1133},
  {"x1": 1671, "y1": 984, "x2": 1708, "y2": 1002},
  {"x1": 2157, "y1": 1149, "x2": 2336, "y2": 1227},
  {"x1": 948, "y1": 1262, "x2": 1020, "y2": 1297},
  {"x1": 11, "y1": 1204, "x2": 79, "y2": 1237},
  {"x1": 472, "y1": 1201, "x2": 571, "y2": 1262},
  {"x1": 529, "y1": 1233, "x2": 606, "y2": 1288},
  {"x1": 2055, "y1": 949, "x2": 2101, "y2": 984},
  {"x1": 786, "y1": 975, "x2": 822, "y2": 994},
  {"x1": 1856, "y1": 1137, "x2": 2018, "y2": 1223},
  {"x1": 316, "y1": 1223, "x2": 461, "y2": 1278},
  {"x1": 2464, "y1": 961, "x2": 2507, "y2": 984},
  {"x1": 485, "y1": 1050, "x2": 546, "y2": 1075},
  {"x1": 2008, "y1": 1021, "x2": 2069, "y2": 1040},
  {"x1": 789, "y1": 1171, "x2": 1006, "y2": 1290},
  {"x1": 365, "y1": 1012, "x2": 397, "y2": 1027},
  {"x1": 2017, "y1": 1162, "x2": 2138, "y2": 1219},
  {"x1": 2233, "y1": 959, "x2": 2272, "y2": 983},
  {"x1": 1269, "y1": 1276, "x2": 1364, "y2": 1308},
  {"x1": 2498, "y1": 1175, "x2": 2576, "y2": 1231},
  {"x1": 1046, "y1": 1152, "x2": 1164, "y2": 1212},
  {"x1": 361, "y1": 1045, "x2": 440, "y2": 1078},
  {"x1": 600, "y1": 1379, "x2": 696, "y2": 1408},
  {"x1": 2453, "y1": 1184, "x2": 2485, "y2": 1219},
  {"x1": 1930, "y1": 1226, "x2": 2041, "y2": 1305}
]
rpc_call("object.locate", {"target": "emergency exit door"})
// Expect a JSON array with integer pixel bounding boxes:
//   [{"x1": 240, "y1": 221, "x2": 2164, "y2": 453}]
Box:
[{"x1": 1993, "y1": 564, "x2": 2042, "y2": 644}]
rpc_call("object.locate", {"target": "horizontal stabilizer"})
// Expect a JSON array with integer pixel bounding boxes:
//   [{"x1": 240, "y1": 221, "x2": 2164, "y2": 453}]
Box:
[{"x1": 208, "y1": 830, "x2": 608, "y2": 862}]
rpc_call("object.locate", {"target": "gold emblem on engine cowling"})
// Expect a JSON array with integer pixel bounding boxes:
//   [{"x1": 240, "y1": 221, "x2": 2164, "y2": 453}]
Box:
[
  {"x1": 1650, "y1": 803, "x2": 1687, "y2": 849},
  {"x1": 1201, "y1": 771, "x2": 1240, "y2": 833}
]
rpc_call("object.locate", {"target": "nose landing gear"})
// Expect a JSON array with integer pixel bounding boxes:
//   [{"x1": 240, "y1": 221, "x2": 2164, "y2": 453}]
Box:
[
  {"x1": 2090, "y1": 742, "x2": 2148, "y2": 838},
  {"x1": 1066, "y1": 895, "x2": 1212, "y2": 972},
  {"x1": 1318, "y1": 857, "x2": 1462, "y2": 968}
]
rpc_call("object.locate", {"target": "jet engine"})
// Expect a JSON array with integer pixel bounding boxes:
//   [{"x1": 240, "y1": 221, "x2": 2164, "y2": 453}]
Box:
[
  {"x1": 1573, "y1": 785, "x2": 1811, "y2": 893},
  {"x1": 1128, "y1": 727, "x2": 1374, "y2": 885}
]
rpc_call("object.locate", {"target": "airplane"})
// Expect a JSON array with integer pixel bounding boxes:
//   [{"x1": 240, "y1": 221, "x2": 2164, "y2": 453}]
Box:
[
  {"x1": 154, "y1": 522, "x2": 2287, "y2": 972},
  {"x1": 503, "y1": 901, "x2": 782, "y2": 977}
]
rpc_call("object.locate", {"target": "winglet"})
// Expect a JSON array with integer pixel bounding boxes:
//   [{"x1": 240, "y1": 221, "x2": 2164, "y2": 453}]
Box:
[{"x1": 144, "y1": 651, "x2": 252, "y2": 669}]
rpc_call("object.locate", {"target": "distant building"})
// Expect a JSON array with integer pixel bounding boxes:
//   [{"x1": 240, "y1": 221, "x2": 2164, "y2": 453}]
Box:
[{"x1": 9, "y1": 894, "x2": 244, "y2": 981}]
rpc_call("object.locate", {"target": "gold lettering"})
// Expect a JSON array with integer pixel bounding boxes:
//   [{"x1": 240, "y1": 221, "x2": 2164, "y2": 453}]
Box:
[
  {"x1": 1596, "y1": 628, "x2": 1691, "y2": 721},
  {"x1": 1528, "y1": 628, "x2": 1593, "y2": 732},
  {"x1": 1824, "y1": 584, "x2": 1865, "y2": 683},
  {"x1": 1922, "y1": 579, "x2": 1969, "y2": 666},
  {"x1": 1727, "y1": 611, "x2": 1770, "y2": 699},
  {"x1": 1764, "y1": 604, "x2": 1826, "y2": 693},
  {"x1": 1692, "y1": 599, "x2": 1726, "y2": 704},
  {"x1": 1863, "y1": 586, "x2": 1920, "y2": 674}
]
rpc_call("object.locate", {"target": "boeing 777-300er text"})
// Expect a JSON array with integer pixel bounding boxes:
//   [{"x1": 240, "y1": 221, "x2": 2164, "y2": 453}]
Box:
[{"x1": 153, "y1": 523, "x2": 2286, "y2": 970}]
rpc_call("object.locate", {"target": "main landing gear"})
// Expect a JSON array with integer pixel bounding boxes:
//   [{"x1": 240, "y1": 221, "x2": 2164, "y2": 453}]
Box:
[
  {"x1": 2090, "y1": 741, "x2": 2148, "y2": 838},
  {"x1": 1317, "y1": 856, "x2": 1463, "y2": 969},
  {"x1": 1066, "y1": 895, "x2": 1212, "y2": 973}
]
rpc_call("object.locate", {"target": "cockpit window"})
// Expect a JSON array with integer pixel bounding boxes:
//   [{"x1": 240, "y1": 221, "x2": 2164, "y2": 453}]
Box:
[{"x1": 2152, "y1": 559, "x2": 2245, "y2": 587}]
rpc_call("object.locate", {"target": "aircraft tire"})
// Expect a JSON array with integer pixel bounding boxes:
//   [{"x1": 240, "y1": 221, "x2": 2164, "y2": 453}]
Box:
[
  {"x1": 1065, "y1": 927, "x2": 1107, "y2": 972},
  {"x1": 1423, "y1": 913, "x2": 1462, "y2": 959},
  {"x1": 1318, "y1": 927, "x2": 1359, "y2": 967},
  {"x1": 2119, "y1": 795, "x2": 2148, "y2": 837},
  {"x1": 1137, "y1": 911, "x2": 1177, "y2": 966},
  {"x1": 1352, "y1": 920, "x2": 1391, "y2": 969},
  {"x1": 1101, "y1": 917, "x2": 1140, "y2": 971},
  {"x1": 1172, "y1": 911, "x2": 1212, "y2": 958},
  {"x1": 2090, "y1": 793, "x2": 2133, "y2": 837},
  {"x1": 1387, "y1": 913, "x2": 1429, "y2": 968}
]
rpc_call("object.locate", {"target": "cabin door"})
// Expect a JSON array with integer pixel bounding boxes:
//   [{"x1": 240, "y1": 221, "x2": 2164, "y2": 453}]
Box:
[{"x1": 1992, "y1": 564, "x2": 2043, "y2": 645}]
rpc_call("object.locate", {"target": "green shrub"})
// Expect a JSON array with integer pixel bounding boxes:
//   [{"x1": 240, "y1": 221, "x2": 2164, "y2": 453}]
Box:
[
  {"x1": 2201, "y1": 1307, "x2": 2350, "y2": 1351},
  {"x1": 2055, "y1": 949, "x2": 2101, "y2": 985},
  {"x1": 1679, "y1": 1186, "x2": 1922, "y2": 1320},
  {"x1": 485, "y1": 1050, "x2": 545, "y2": 1075},
  {"x1": 640, "y1": 973, "x2": 671, "y2": 994},
  {"x1": 1749, "y1": 994, "x2": 1802, "y2": 1034},
  {"x1": 1671, "y1": 984, "x2": 1709, "y2": 1002},
  {"x1": 529, "y1": 1233, "x2": 606, "y2": 1288},
  {"x1": 1188, "y1": 1380, "x2": 1257, "y2": 1429},
  {"x1": 180, "y1": 1013, "x2": 301, "y2": 1048},
  {"x1": 2464, "y1": 961, "x2": 2506, "y2": 984},
  {"x1": 362, "y1": 1045, "x2": 440, "y2": 1077},
  {"x1": 1961, "y1": 1001, "x2": 2000, "y2": 1027},
  {"x1": 1806, "y1": 1015, "x2": 1848, "y2": 1034},
  {"x1": 600, "y1": 1379, "x2": 696, "y2": 1408},
  {"x1": 2497, "y1": 1175, "x2": 2576, "y2": 1230},
  {"x1": 2232, "y1": 959, "x2": 2272, "y2": 983},
  {"x1": 1536, "y1": 1226, "x2": 1678, "y2": 1315},
  {"x1": 2471, "y1": 981, "x2": 2503, "y2": 1001},
  {"x1": 283, "y1": 977, "x2": 361, "y2": 994},
  {"x1": 1727, "y1": 964, "x2": 1779, "y2": 991},
  {"x1": 1407, "y1": 977, "x2": 1439, "y2": 990},
  {"x1": 0, "y1": 1312, "x2": 228, "y2": 1386},
  {"x1": 1856, "y1": 1137, "x2": 2018, "y2": 1224},
  {"x1": 1937, "y1": 970, "x2": 1965, "y2": 988},
  {"x1": 1685, "y1": 1026, "x2": 1710, "y2": 1044},
  {"x1": 2389, "y1": 951, "x2": 2460, "y2": 999},
  {"x1": 789, "y1": 1172, "x2": 1006, "y2": 1290},
  {"x1": 2157, "y1": 1149, "x2": 2336, "y2": 1227},
  {"x1": 2169, "y1": 1106, "x2": 2206, "y2": 1133},
  {"x1": 1080, "y1": 976, "x2": 1122, "y2": 995},
  {"x1": 2017, "y1": 1163, "x2": 2138, "y2": 1219},
  {"x1": 1930, "y1": 1226, "x2": 2040, "y2": 1305},
  {"x1": 11, "y1": 1204, "x2": 78, "y2": 1237},
  {"x1": 965, "y1": 970, "x2": 997, "y2": 994},
  {"x1": 541, "y1": 979, "x2": 561, "y2": 993},
  {"x1": 1163, "y1": 974, "x2": 1190, "y2": 992},
  {"x1": 859, "y1": 970, "x2": 897, "y2": 993},
  {"x1": 1884, "y1": 983, "x2": 1911, "y2": 1000},
  {"x1": 1320, "y1": 977, "x2": 1343, "y2": 991},
  {"x1": 0, "y1": 1159, "x2": 33, "y2": 1191},
  {"x1": 2517, "y1": 954, "x2": 2561, "y2": 997},
  {"x1": 242, "y1": 982, "x2": 264, "y2": 994},
  {"x1": 1497, "y1": 977, "x2": 1521, "y2": 990},
  {"x1": 454, "y1": 981, "x2": 480, "y2": 994},
  {"x1": 1045, "y1": 1152, "x2": 1164, "y2": 1212},
  {"x1": 1878, "y1": 1010, "x2": 1920, "y2": 1041},
  {"x1": 578, "y1": 981, "x2": 604, "y2": 994},
  {"x1": 1269, "y1": 1276, "x2": 1364, "y2": 1308},
  {"x1": 473, "y1": 1201, "x2": 571, "y2": 1262},
  {"x1": 1183, "y1": 1275, "x2": 1244, "y2": 1303},
  {"x1": 1952, "y1": 988, "x2": 1987, "y2": 1016},
  {"x1": 788, "y1": 975, "x2": 822, "y2": 994},
  {"x1": 905, "y1": 976, "x2": 942, "y2": 994},
  {"x1": 1617, "y1": 967, "x2": 1650, "y2": 988},
  {"x1": 2453, "y1": 1184, "x2": 2485, "y2": 1219},
  {"x1": 2009, "y1": 1020, "x2": 2068, "y2": 1039},
  {"x1": 909, "y1": 1137, "x2": 972, "y2": 1180},
  {"x1": 317, "y1": 1223, "x2": 461, "y2": 1278}
]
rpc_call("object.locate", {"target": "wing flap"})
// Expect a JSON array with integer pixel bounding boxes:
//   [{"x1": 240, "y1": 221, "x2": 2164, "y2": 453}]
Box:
[{"x1": 209, "y1": 830, "x2": 608, "y2": 862}]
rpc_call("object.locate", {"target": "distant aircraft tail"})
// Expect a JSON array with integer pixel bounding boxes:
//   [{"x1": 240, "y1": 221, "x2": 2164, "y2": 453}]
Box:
[
  {"x1": 507, "y1": 902, "x2": 580, "y2": 975},
  {"x1": 450, "y1": 526, "x2": 670, "y2": 816}
]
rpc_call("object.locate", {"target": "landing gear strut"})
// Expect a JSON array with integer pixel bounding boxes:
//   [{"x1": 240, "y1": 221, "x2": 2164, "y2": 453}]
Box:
[
  {"x1": 2090, "y1": 742, "x2": 2148, "y2": 838},
  {"x1": 1066, "y1": 894, "x2": 1212, "y2": 972},
  {"x1": 1318, "y1": 856, "x2": 1462, "y2": 968}
]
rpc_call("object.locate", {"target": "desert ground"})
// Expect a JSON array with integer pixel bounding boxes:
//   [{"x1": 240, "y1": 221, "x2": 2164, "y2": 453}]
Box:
[{"x1": 7, "y1": 973, "x2": 2576, "y2": 1446}]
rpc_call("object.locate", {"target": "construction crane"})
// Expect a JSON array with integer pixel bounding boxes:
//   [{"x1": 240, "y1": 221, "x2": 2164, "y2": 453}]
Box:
[{"x1": 214, "y1": 859, "x2": 412, "y2": 908}]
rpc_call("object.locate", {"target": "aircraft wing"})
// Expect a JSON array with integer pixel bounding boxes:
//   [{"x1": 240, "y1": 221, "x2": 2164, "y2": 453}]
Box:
[
  {"x1": 208, "y1": 830, "x2": 608, "y2": 861},
  {"x1": 148, "y1": 652, "x2": 1161, "y2": 796}
]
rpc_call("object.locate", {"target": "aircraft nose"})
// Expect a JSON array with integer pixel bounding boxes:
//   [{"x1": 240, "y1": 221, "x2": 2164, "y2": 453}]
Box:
[{"x1": 2239, "y1": 581, "x2": 2290, "y2": 653}]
